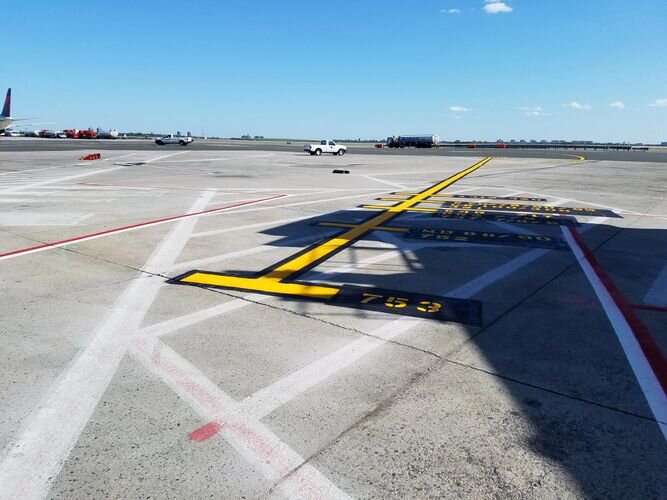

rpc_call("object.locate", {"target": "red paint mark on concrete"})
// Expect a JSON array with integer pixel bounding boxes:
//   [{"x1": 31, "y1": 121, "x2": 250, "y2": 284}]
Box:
[
  {"x1": 566, "y1": 227, "x2": 667, "y2": 394},
  {"x1": 189, "y1": 422, "x2": 222, "y2": 442}
]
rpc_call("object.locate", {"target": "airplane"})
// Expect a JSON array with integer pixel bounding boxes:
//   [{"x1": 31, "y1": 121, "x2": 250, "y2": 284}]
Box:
[
  {"x1": 0, "y1": 88, "x2": 14, "y2": 130},
  {"x1": 1, "y1": 88, "x2": 52, "y2": 133}
]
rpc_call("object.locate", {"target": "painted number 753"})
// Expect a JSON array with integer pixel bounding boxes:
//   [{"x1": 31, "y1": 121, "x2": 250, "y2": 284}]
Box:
[{"x1": 361, "y1": 293, "x2": 442, "y2": 313}]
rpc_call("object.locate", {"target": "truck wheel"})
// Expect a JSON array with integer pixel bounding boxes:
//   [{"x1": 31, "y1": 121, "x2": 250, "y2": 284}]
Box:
[
  {"x1": 338, "y1": 149, "x2": 346, "y2": 156},
  {"x1": 314, "y1": 149, "x2": 322, "y2": 156},
  {"x1": 179, "y1": 140, "x2": 186, "y2": 145},
  {"x1": 309, "y1": 151, "x2": 315, "y2": 155}
]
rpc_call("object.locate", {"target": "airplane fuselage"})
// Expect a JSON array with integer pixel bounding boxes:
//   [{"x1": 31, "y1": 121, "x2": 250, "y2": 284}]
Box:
[{"x1": 0, "y1": 116, "x2": 13, "y2": 130}]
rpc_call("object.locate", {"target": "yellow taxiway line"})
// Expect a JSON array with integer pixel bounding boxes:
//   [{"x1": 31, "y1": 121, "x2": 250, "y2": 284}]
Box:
[{"x1": 179, "y1": 157, "x2": 493, "y2": 298}]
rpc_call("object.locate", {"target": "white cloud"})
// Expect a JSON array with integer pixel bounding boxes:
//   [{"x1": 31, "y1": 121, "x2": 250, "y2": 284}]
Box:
[
  {"x1": 483, "y1": 2, "x2": 513, "y2": 14},
  {"x1": 609, "y1": 101, "x2": 625, "y2": 109},
  {"x1": 450, "y1": 106, "x2": 471, "y2": 112},
  {"x1": 564, "y1": 101, "x2": 592, "y2": 110},
  {"x1": 442, "y1": 8, "x2": 461, "y2": 14},
  {"x1": 649, "y1": 98, "x2": 667, "y2": 107},
  {"x1": 519, "y1": 106, "x2": 550, "y2": 116}
]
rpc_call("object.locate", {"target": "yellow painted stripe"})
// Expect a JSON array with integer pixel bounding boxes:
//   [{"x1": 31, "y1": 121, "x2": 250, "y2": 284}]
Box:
[
  {"x1": 181, "y1": 273, "x2": 340, "y2": 299},
  {"x1": 265, "y1": 157, "x2": 491, "y2": 277},
  {"x1": 318, "y1": 222, "x2": 409, "y2": 232},
  {"x1": 360, "y1": 205, "x2": 437, "y2": 212},
  {"x1": 181, "y1": 158, "x2": 492, "y2": 295}
]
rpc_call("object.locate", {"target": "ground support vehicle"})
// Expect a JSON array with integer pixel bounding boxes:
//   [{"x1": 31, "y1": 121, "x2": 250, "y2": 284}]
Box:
[
  {"x1": 386, "y1": 134, "x2": 439, "y2": 148},
  {"x1": 304, "y1": 140, "x2": 347, "y2": 156}
]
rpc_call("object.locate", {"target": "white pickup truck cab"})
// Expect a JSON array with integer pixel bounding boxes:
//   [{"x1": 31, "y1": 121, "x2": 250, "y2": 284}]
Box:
[
  {"x1": 155, "y1": 135, "x2": 194, "y2": 146},
  {"x1": 304, "y1": 140, "x2": 347, "y2": 156}
]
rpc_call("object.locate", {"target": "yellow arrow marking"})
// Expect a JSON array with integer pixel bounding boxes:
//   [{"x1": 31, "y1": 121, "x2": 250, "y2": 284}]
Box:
[{"x1": 178, "y1": 158, "x2": 492, "y2": 298}]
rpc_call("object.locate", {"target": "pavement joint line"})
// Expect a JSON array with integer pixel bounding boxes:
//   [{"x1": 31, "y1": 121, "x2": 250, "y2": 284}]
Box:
[
  {"x1": 148, "y1": 239, "x2": 462, "y2": 338},
  {"x1": 439, "y1": 358, "x2": 666, "y2": 425},
  {"x1": 264, "y1": 361, "x2": 432, "y2": 497}
]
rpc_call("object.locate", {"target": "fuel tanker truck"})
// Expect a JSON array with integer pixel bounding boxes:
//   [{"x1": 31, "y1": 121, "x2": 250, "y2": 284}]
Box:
[{"x1": 386, "y1": 134, "x2": 440, "y2": 148}]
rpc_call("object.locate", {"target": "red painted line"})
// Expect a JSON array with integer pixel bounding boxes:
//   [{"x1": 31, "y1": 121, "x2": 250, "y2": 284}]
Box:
[
  {"x1": 188, "y1": 422, "x2": 221, "y2": 442},
  {"x1": 632, "y1": 304, "x2": 667, "y2": 313},
  {"x1": 0, "y1": 194, "x2": 285, "y2": 261},
  {"x1": 568, "y1": 227, "x2": 667, "y2": 394}
]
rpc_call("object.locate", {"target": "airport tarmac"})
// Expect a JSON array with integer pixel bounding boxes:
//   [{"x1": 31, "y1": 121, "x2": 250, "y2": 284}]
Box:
[
  {"x1": 0, "y1": 148, "x2": 665, "y2": 499},
  {"x1": 2, "y1": 136, "x2": 667, "y2": 163}
]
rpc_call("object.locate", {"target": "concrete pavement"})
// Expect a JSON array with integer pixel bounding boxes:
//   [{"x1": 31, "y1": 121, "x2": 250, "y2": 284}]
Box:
[{"x1": 0, "y1": 148, "x2": 665, "y2": 498}]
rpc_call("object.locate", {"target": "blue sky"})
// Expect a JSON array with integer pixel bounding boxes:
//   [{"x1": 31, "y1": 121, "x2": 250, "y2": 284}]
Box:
[{"x1": 5, "y1": 1, "x2": 667, "y2": 142}]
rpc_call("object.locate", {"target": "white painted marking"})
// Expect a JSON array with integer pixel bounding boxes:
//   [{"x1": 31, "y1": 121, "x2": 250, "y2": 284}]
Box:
[
  {"x1": 368, "y1": 168, "x2": 487, "y2": 177},
  {"x1": 0, "y1": 166, "x2": 125, "y2": 194},
  {"x1": 129, "y1": 338, "x2": 350, "y2": 499},
  {"x1": 172, "y1": 232, "x2": 332, "y2": 271},
  {"x1": 0, "y1": 165, "x2": 69, "y2": 176},
  {"x1": 143, "y1": 151, "x2": 190, "y2": 164},
  {"x1": 0, "y1": 191, "x2": 215, "y2": 500},
  {"x1": 488, "y1": 198, "x2": 569, "y2": 236},
  {"x1": 145, "y1": 239, "x2": 563, "y2": 434},
  {"x1": 361, "y1": 175, "x2": 409, "y2": 190},
  {"x1": 644, "y1": 264, "x2": 667, "y2": 307},
  {"x1": 238, "y1": 317, "x2": 422, "y2": 421},
  {"x1": 185, "y1": 191, "x2": 388, "y2": 237},
  {"x1": 160, "y1": 154, "x2": 274, "y2": 163},
  {"x1": 0, "y1": 196, "x2": 281, "y2": 262},
  {"x1": 192, "y1": 214, "x2": 327, "y2": 238},
  {"x1": 0, "y1": 213, "x2": 93, "y2": 226},
  {"x1": 141, "y1": 294, "x2": 270, "y2": 337},
  {"x1": 0, "y1": 189, "x2": 346, "y2": 499},
  {"x1": 102, "y1": 152, "x2": 137, "y2": 162},
  {"x1": 561, "y1": 227, "x2": 667, "y2": 440}
]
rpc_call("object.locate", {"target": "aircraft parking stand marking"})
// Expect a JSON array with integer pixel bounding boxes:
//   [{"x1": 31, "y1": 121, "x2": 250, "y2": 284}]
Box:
[
  {"x1": 315, "y1": 222, "x2": 567, "y2": 250},
  {"x1": 174, "y1": 158, "x2": 493, "y2": 319},
  {"x1": 392, "y1": 192, "x2": 548, "y2": 202},
  {"x1": 374, "y1": 197, "x2": 620, "y2": 218}
]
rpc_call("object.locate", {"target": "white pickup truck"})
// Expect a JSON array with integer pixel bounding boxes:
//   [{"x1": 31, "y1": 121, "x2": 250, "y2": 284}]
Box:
[
  {"x1": 155, "y1": 135, "x2": 194, "y2": 146},
  {"x1": 304, "y1": 140, "x2": 347, "y2": 156}
]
